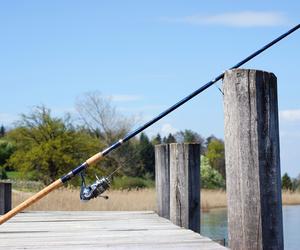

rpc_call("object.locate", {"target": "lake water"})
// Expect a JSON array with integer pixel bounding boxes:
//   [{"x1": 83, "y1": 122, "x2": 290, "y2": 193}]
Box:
[{"x1": 201, "y1": 205, "x2": 300, "y2": 249}]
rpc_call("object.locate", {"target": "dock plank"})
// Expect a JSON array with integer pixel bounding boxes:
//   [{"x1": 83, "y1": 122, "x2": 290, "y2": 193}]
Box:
[{"x1": 0, "y1": 211, "x2": 227, "y2": 249}]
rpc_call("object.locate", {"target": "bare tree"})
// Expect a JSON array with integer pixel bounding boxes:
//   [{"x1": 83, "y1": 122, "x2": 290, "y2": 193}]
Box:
[
  {"x1": 75, "y1": 92, "x2": 143, "y2": 176},
  {"x1": 75, "y1": 91, "x2": 135, "y2": 145}
]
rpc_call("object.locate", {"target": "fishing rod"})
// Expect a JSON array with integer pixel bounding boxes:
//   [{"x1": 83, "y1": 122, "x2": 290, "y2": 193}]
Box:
[{"x1": 1, "y1": 24, "x2": 299, "y2": 225}]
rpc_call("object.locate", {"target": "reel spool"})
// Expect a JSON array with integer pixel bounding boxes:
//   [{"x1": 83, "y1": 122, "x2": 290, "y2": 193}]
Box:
[{"x1": 80, "y1": 172, "x2": 110, "y2": 201}]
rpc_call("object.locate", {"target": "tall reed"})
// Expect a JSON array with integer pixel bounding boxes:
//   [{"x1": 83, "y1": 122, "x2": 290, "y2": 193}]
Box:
[
  {"x1": 12, "y1": 188, "x2": 300, "y2": 212},
  {"x1": 12, "y1": 188, "x2": 156, "y2": 211}
]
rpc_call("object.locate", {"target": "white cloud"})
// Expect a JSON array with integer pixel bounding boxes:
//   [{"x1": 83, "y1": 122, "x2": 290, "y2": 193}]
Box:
[
  {"x1": 163, "y1": 11, "x2": 288, "y2": 27},
  {"x1": 0, "y1": 113, "x2": 18, "y2": 125},
  {"x1": 161, "y1": 123, "x2": 178, "y2": 136},
  {"x1": 280, "y1": 109, "x2": 300, "y2": 122},
  {"x1": 111, "y1": 94, "x2": 142, "y2": 102}
]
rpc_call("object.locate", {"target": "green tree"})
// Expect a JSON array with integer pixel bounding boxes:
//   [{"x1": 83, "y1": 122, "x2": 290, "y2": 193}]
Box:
[
  {"x1": 108, "y1": 138, "x2": 141, "y2": 178},
  {"x1": 282, "y1": 173, "x2": 293, "y2": 190},
  {"x1": 163, "y1": 133, "x2": 176, "y2": 143},
  {"x1": 175, "y1": 129, "x2": 204, "y2": 144},
  {"x1": 205, "y1": 138, "x2": 225, "y2": 179},
  {"x1": 151, "y1": 133, "x2": 162, "y2": 145},
  {"x1": 295, "y1": 174, "x2": 300, "y2": 191},
  {"x1": 137, "y1": 133, "x2": 155, "y2": 178},
  {"x1": 0, "y1": 139, "x2": 15, "y2": 167},
  {"x1": 204, "y1": 135, "x2": 218, "y2": 149},
  {"x1": 201, "y1": 156, "x2": 225, "y2": 189},
  {"x1": 75, "y1": 92, "x2": 139, "y2": 179},
  {"x1": 0, "y1": 125, "x2": 5, "y2": 137},
  {"x1": 6, "y1": 106, "x2": 104, "y2": 185},
  {"x1": 291, "y1": 178, "x2": 300, "y2": 192},
  {"x1": 175, "y1": 129, "x2": 205, "y2": 153},
  {"x1": 0, "y1": 166, "x2": 7, "y2": 179}
]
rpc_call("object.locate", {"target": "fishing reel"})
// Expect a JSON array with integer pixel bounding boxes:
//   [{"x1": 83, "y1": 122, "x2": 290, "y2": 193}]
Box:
[{"x1": 80, "y1": 171, "x2": 110, "y2": 201}]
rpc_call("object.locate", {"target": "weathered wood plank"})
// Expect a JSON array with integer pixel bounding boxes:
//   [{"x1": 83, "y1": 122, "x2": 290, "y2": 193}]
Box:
[
  {"x1": 169, "y1": 143, "x2": 200, "y2": 234},
  {"x1": 155, "y1": 144, "x2": 170, "y2": 219},
  {"x1": 223, "y1": 69, "x2": 283, "y2": 250},
  {"x1": 0, "y1": 211, "x2": 226, "y2": 249},
  {"x1": 0, "y1": 182, "x2": 11, "y2": 215}
]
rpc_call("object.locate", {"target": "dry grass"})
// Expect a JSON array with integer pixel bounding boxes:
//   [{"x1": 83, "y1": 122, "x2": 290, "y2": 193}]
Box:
[
  {"x1": 12, "y1": 188, "x2": 156, "y2": 211},
  {"x1": 282, "y1": 190, "x2": 300, "y2": 205},
  {"x1": 200, "y1": 190, "x2": 300, "y2": 210},
  {"x1": 12, "y1": 188, "x2": 300, "y2": 212},
  {"x1": 201, "y1": 189, "x2": 227, "y2": 211},
  {"x1": 12, "y1": 188, "x2": 227, "y2": 211}
]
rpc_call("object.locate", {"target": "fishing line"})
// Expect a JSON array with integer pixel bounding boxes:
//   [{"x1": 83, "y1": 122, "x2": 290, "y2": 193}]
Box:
[
  {"x1": 1, "y1": 24, "x2": 299, "y2": 225},
  {"x1": 100, "y1": 24, "x2": 300, "y2": 181}
]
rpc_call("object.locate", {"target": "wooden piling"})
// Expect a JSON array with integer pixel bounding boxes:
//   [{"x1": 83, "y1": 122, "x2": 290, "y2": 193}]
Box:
[
  {"x1": 155, "y1": 144, "x2": 170, "y2": 219},
  {"x1": 223, "y1": 69, "x2": 283, "y2": 250},
  {"x1": 0, "y1": 182, "x2": 11, "y2": 215},
  {"x1": 169, "y1": 143, "x2": 200, "y2": 234}
]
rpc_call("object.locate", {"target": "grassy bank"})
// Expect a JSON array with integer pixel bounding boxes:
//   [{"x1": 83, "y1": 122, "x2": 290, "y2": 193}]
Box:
[
  {"x1": 201, "y1": 189, "x2": 227, "y2": 211},
  {"x1": 12, "y1": 188, "x2": 156, "y2": 211},
  {"x1": 282, "y1": 190, "x2": 300, "y2": 205},
  {"x1": 12, "y1": 188, "x2": 300, "y2": 212}
]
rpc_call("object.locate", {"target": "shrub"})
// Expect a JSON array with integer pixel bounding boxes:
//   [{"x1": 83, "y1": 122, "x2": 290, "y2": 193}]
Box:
[
  {"x1": 201, "y1": 156, "x2": 225, "y2": 189},
  {"x1": 0, "y1": 166, "x2": 7, "y2": 179},
  {"x1": 111, "y1": 176, "x2": 154, "y2": 190},
  {"x1": 282, "y1": 173, "x2": 293, "y2": 190}
]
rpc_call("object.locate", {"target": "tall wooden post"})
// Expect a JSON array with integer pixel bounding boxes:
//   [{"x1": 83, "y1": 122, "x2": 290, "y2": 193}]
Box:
[
  {"x1": 155, "y1": 144, "x2": 170, "y2": 219},
  {"x1": 0, "y1": 182, "x2": 12, "y2": 215},
  {"x1": 223, "y1": 69, "x2": 283, "y2": 250},
  {"x1": 169, "y1": 143, "x2": 200, "y2": 234}
]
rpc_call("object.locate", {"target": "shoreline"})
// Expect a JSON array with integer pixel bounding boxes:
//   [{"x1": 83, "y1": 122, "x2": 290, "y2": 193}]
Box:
[{"x1": 11, "y1": 188, "x2": 300, "y2": 211}]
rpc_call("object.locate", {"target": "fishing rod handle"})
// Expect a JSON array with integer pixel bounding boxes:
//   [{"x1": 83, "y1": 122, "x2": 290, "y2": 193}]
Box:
[
  {"x1": 0, "y1": 179, "x2": 63, "y2": 225},
  {"x1": 0, "y1": 152, "x2": 103, "y2": 225},
  {"x1": 60, "y1": 153, "x2": 104, "y2": 184},
  {"x1": 86, "y1": 152, "x2": 103, "y2": 166}
]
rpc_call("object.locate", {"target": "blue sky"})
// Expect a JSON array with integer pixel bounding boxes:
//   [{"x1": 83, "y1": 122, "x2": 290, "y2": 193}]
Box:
[{"x1": 0, "y1": 1, "x2": 299, "y2": 177}]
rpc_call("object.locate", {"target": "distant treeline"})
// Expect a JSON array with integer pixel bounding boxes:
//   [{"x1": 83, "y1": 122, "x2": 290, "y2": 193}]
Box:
[
  {"x1": 0, "y1": 92, "x2": 226, "y2": 188},
  {"x1": 282, "y1": 173, "x2": 300, "y2": 192},
  {"x1": 1, "y1": 92, "x2": 297, "y2": 191}
]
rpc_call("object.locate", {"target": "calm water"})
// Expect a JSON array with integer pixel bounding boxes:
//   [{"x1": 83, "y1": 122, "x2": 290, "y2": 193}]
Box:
[{"x1": 201, "y1": 205, "x2": 300, "y2": 249}]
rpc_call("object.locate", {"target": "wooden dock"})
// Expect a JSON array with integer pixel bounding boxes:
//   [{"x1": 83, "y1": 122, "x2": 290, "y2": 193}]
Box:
[{"x1": 0, "y1": 211, "x2": 227, "y2": 249}]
